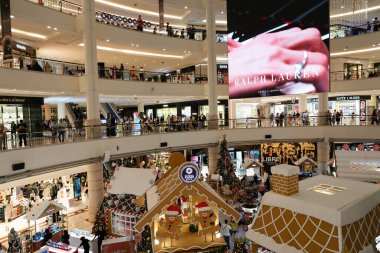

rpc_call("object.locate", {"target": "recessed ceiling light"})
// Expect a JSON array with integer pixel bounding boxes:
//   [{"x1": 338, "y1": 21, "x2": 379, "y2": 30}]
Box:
[
  {"x1": 162, "y1": 48, "x2": 166, "y2": 51},
  {"x1": 341, "y1": 5, "x2": 345, "y2": 8},
  {"x1": 344, "y1": 48, "x2": 347, "y2": 50},
  {"x1": 184, "y1": 6, "x2": 188, "y2": 9},
  {"x1": 136, "y1": 44, "x2": 139, "y2": 47},
  {"x1": 10, "y1": 15, "x2": 14, "y2": 19},
  {"x1": 53, "y1": 27, "x2": 58, "y2": 30},
  {"x1": 373, "y1": 44, "x2": 376, "y2": 47},
  {"x1": 47, "y1": 26, "x2": 51, "y2": 29},
  {"x1": 12, "y1": 88, "x2": 17, "y2": 90},
  {"x1": 131, "y1": 44, "x2": 134, "y2": 46},
  {"x1": 106, "y1": 39, "x2": 110, "y2": 42},
  {"x1": 221, "y1": 11, "x2": 224, "y2": 14}
]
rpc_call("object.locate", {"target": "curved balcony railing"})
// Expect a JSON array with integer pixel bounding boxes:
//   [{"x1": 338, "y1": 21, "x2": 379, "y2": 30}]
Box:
[
  {"x1": 0, "y1": 53, "x2": 85, "y2": 76},
  {"x1": 330, "y1": 21, "x2": 380, "y2": 39},
  {"x1": 26, "y1": 0, "x2": 82, "y2": 16},
  {"x1": 0, "y1": 115, "x2": 379, "y2": 152},
  {"x1": 330, "y1": 67, "x2": 380, "y2": 82}
]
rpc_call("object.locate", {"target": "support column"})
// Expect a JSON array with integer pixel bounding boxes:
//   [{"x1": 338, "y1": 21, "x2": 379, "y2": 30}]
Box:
[
  {"x1": 317, "y1": 139, "x2": 330, "y2": 175},
  {"x1": 318, "y1": 92, "x2": 329, "y2": 126},
  {"x1": 57, "y1": 103, "x2": 65, "y2": 120},
  {"x1": 87, "y1": 163, "x2": 104, "y2": 222},
  {"x1": 44, "y1": 104, "x2": 52, "y2": 120},
  {"x1": 82, "y1": 0, "x2": 100, "y2": 138},
  {"x1": 206, "y1": 0, "x2": 218, "y2": 129},
  {"x1": 228, "y1": 99, "x2": 236, "y2": 128},
  {"x1": 298, "y1": 95, "x2": 307, "y2": 113},
  {"x1": 208, "y1": 146, "x2": 218, "y2": 175},
  {"x1": 138, "y1": 102, "x2": 145, "y2": 114}
]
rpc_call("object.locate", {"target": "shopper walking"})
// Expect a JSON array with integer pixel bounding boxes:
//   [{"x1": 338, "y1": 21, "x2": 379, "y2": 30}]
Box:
[
  {"x1": 374, "y1": 17, "x2": 379, "y2": 32},
  {"x1": 0, "y1": 124, "x2": 6, "y2": 150},
  {"x1": 221, "y1": 220, "x2": 231, "y2": 250},
  {"x1": 57, "y1": 118, "x2": 67, "y2": 143},
  {"x1": 139, "y1": 66, "x2": 145, "y2": 81},
  {"x1": 17, "y1": 120, "x2": 28, "y2": 147},
  {"x1": 336, "y1": 111, "x2": 341, "y2": 125},
  {"x1": 371, "y1": 109, "x2": 379, "y2": 125}
]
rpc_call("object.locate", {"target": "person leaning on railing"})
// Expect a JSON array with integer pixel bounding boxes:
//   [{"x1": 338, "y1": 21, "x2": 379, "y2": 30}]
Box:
[
  {"x1": 0, "y1": 124, "x2": 6, "y2": 150},
  {"x1": 17, "y1": 120, "x2": 28, "y2": 147}
]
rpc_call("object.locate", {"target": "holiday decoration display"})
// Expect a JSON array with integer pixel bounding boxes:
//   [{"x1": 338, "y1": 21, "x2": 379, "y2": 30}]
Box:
[
  {"x1": 137, "y1": 225, "x2": 153, "y2": 253},
  {"x1": 193, "y1": 202, "x2": 217, "y2": 236},
  {"x1": 233, "y1": 237, "x2": 248, "y2": 253},
  {"x1": 134, "y1": 157, "x2": 241, "y2": 253},
  {"x1": 217, "y1": 135, "x2": 239, "y2": 187},
  {"x1": 157, "y1": 205, "x2": 183, "y2": 240}
]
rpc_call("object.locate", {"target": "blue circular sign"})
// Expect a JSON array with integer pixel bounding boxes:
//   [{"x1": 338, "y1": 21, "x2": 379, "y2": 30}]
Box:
[{"x1": 179, "y1": 163, "x2": 199, "y2": 184}]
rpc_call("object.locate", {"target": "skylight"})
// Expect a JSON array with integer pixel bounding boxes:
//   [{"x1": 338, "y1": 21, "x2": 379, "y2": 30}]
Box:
[{"x1": 308, "y1": 184, "x2": 347, "y2": 195}]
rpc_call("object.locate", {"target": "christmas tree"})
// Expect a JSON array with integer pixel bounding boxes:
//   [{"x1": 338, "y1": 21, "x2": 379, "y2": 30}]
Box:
[
  {"x1": 233, "y1": 238, "x2": 248, "y2": 253},
  {"x1": 217, "y1": 135, "x2": 238, "y2": 187},
  {"x1": 137, "y1": 225, "x2": 153, "y2": 252}
]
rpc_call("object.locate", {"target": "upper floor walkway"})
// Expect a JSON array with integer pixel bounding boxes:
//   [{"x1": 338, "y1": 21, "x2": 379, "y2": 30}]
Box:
[{"x1": 0, "y1": 116, "x2": 379, "y2": 179}]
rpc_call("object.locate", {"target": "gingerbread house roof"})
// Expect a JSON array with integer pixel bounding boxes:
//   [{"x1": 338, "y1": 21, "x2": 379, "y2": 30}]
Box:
[
  {"x1": 293, "y1": 157, "x2": 318, "y2": 166},
  {"x1": 242, "y1": 158, "x2": 262, "y2": 169},
  {"x1": 134, "y1": 163, "x2": 241, "y2": 233},
  {"x1": 246, "y1": 176, "x2": 380, "y2": 253}
]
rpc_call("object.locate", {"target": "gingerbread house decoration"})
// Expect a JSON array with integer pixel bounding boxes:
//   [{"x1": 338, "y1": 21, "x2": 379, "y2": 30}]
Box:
[
  {"x1": 247, "y1": 165, "x2": 380, "y2": 253},
  {"x1": 103, "y1": 167, "x2": 156, "y2": 237},
  {"x1": 134, "y1": 161, "x2": 241, "y2": 253},
  {"x1": 293, "y1": 157, "x2": 318, "y2": 173},
  {"x1": 242, "y1": 158, "x2": 262, "y2": 170}
]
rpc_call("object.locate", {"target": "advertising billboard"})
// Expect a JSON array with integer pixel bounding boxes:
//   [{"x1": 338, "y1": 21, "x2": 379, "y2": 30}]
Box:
[{"x1": 227, "y1": 0, "x2": 330, "y2": 98}]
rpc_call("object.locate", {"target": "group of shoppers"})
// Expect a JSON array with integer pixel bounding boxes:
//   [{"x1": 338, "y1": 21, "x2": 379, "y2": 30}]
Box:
[{"x1": 0, "y1": 120, "x2": 29, "y2": 149}]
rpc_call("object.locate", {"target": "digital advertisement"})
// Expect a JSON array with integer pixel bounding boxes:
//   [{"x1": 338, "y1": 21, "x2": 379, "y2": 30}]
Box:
[{"x1": 227, "y1": 0, "x2": 330, "y2": 98}]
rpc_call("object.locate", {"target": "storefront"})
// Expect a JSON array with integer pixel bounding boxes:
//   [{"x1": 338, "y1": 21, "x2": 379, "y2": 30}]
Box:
[
  {"x1": 217, "y1": 64, "x2": 228, "y2": 84},
  {"x1": 0, "y1": 96, "x2": 44, "y2": 136},
  {"x1": 144, "y1": 100, "x2": 228, "y2": 125}
]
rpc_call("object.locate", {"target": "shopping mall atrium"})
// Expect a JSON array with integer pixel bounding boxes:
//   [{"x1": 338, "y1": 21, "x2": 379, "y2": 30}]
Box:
[{"x1": 0, "y1": 0, "x2": 380, "y2": 252}]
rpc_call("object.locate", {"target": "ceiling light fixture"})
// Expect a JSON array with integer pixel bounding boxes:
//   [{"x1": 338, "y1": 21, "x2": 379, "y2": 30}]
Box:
[
  {"x1": 184, "y1": 6, "x2": 188, "y2": 9},
  {"x1": 331, "y1": 46, "x2": 380, "y2": 56},
  {"x1": 330, "y1": 5, "x2": 380, "y2": 18},
  {"x1": 53, "y1": 27, "x2": 58, "y2": 31},
  {"x1": 0, "y1": 26, "x2": 47, "y2": 39},
  {"x1": 106, "y1": 39, "x2": 110, "y2": 42},
  {"x1": 10, "y1": 15, "x2": 14, "y2": 19},
  {"x1": 78, "y1": 44, "x2": 183, "y2": 59},
  {"x1": 95, "y1": 0, "x2": 183, "y2": 20}
]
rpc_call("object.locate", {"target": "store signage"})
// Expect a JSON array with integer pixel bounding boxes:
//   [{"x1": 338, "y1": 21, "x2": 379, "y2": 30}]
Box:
[
  {"x1": 179, "y1": 163, "x2": 199, "y2": 184},
  {"x1": 0, "y1": 96, "x2": 44, "y2": 105},
  {"x1": 15, "y1": 43, "x2": 26, "y2": 51},
  {"x1": 307, "y1": 98, "x2": 319, "y2": 103},
  {"x1": 333, "y1": 96, "x2": 371, "y2": 101},
  {"x1": 217, "y1": 64, "x2": 228, "y2": 70}
]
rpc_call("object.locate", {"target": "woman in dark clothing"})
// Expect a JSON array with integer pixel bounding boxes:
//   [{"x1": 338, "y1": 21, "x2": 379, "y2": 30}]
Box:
[
  {"x1": 61, "y1": 230, "x2": 70, "y2": 245},
  {"x1": 77, "y1": 237, "x2": 90, "y2": 253}
]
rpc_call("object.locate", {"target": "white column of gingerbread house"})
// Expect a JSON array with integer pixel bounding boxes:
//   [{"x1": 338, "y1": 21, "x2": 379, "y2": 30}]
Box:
[{"x1": 271, "y1": 165, "x2": 300, "y2": 196}]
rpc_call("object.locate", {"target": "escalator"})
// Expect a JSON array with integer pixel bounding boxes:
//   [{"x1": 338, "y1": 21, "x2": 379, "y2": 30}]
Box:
[
  {"x1": 65, "y1": 103, "x2": 77, "y2": 126},
  {"x1": 101, "y1": 103, "x2": 122, "y2": 121}
]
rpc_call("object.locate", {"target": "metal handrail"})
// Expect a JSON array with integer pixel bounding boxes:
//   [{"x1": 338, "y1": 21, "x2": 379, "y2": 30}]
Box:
[{"x1": 1, "y1": 115, "x2": 379, "y2": 152}]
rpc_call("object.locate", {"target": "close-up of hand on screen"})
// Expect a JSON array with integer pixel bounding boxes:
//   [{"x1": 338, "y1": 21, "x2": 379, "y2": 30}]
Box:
[{"x1": 228, "y1": 28, "x2": 329, "y2": 98}]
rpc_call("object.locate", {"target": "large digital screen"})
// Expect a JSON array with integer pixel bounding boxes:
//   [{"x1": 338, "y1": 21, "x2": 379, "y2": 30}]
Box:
[{"x1": 227, "y1": 0, "x2": 330, "y2": 98}]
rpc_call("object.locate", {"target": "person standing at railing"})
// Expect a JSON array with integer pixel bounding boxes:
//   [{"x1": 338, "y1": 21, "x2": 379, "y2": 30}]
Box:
[
  {"x1": 136, "y1": 15, "x2": 143, "y2": 31},
  {"x1": 374, "y1": 17, "x2": 379, "y2": 32},
  {"x1": 17, "y1": 120, "x2": 28, "y2": 147},
  {"x1": 57, "y1": 118, "x2": 67, "y2": 142},
  {"x1": 50, "y1": 119, "x2": 58, "y2": 143},
  {"x1": 336, "y1": 111, "x2": 341, "y2": 125},
  {"x1": 0, "y1": 124, "x2": 7, "y2": 150},
  {"x1": 119, "y1": 63, "x2": 124, "y2": 80},
  {"x1": 367, "y1": 21, "x2": 372, "y2": 33},
  {"x1": 44, "y1": 62, "x2": 52, "y2": 73},
  {"x1": 10, "y1": 121, "x2": 16, "y2": 140},
  {"x1": 130, "y1": 66, "x2": 136, "y2": 80},
  {"x1": 180, "y1": 28, "x2": 185, "y2": 39},
  {"x1": 139, "y1": 67, "x2": 145, "y2": 81},
  {"x1": 270, "y1": 113, "x2": 274, "y2": 127},
  {"x1": 326, "y1": 110, "x2": 332, "y2": 125},
  {"x1": 371, "y1": 109, "x2": 379, "y2": 125}
]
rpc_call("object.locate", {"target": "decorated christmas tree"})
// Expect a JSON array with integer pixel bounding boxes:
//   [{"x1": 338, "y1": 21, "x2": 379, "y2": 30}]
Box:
[
  {"x1": 233, "y1": 238, "x2": 248, "y2": 253},
  {"x1": 137, "y1": 225, "x2": 153, "y2": 252},
  {"x1": 217, "y1": 135, "x2": 238, "y2": 187}
]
